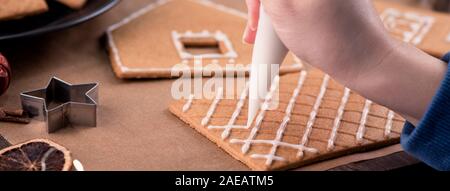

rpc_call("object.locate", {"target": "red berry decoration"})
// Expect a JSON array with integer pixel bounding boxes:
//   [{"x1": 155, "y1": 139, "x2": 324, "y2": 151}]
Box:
[{"x1": 0, "y1": 53, "x2": 11, "y2": 96}]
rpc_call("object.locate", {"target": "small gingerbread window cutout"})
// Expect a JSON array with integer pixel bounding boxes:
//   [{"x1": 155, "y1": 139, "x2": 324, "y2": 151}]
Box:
[{"x1": 172, "y1": 30, "x2": 238, "y2": 60}]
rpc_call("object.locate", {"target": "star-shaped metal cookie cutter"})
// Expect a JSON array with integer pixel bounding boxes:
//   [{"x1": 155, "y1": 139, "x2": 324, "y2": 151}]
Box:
[{"x1": 20, "y1": 77, "x2": 99, "y2": 133}]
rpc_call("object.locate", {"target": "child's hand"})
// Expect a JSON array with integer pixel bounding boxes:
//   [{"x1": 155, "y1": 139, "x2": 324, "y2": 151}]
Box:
[
  {"x1": 244, "y1": 0, "x2": 395, "y2": 85},
  {"x1": 243, "y1": 0, "x2": 448, "y2": 124}
]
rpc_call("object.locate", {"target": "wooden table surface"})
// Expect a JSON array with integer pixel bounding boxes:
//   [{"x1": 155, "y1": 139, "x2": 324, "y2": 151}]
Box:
[{"x1": 0, "y1": 0, "x2": 434, "y2": 171}]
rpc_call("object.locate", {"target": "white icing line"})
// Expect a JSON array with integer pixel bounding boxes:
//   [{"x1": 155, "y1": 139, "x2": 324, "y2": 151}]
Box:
[
  {"x1": 230, "y1": 76, "x2": 280, "y2": 154},
  {"x1": 182, "y1": 94, "x2": 195, "y2": 112},
  {"x1": 250, "y1": 71, "x2": 309, "y2": 166},
  {"x1": 384, "y1": 110, "x2": 395, "y2": 138},
  {"x1": 251, "y1": 154, "x2": 286, "y2": 163},
  {"x1": 201, "y1": 87, "x2": 224, "y2": 126},
  {"x1": 119, "y1": 67, "x2": 251, "y2": 73},
  {"x1": 412, "y1": 16, "x2": 434, "y2": 45},
  {"x1": 356, "y1": 100, "x2": 372, "y2": 144},
  {"x1": 327, "y1": 88, "x2": 351, "y2": 151},
  {"x1": 231, "y1": 139, "x2": 318, "y2": 153},
  {"x1": 106, "y1": 31, "x2": 128, "y2": 71},
  {"x1": 40, "y1": 148, "x2": 56, "y2": 171},
  {"x1": 208, "y1": 82, "x2": 250, "y2": 139},
  {"x1": 195, "y1": 0, "x2": 247, "y2": 19},
  {"x1": 106, "y1": 0, "x2": 171, "y2": 72},
  {"x1": 208, "y1": 125, "x2": 248, "y2": 137},
  {"x1": 298, "y1": 75, "x2": 330, "y2": 158}
]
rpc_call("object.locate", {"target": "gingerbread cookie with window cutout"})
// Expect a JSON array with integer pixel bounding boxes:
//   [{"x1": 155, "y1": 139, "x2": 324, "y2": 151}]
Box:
[
  {"x1": 374, "y1": 0, "x2": 450, "y2": 58},
  {"x1": 106, "y1": 0, "x2": 302, "y2": 79},
  {"x1": 169, "y1": 69, "x2": 405, "y2": 170}
]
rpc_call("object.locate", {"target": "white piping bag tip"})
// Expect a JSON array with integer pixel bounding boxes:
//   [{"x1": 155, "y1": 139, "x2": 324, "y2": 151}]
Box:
[{"x1": 247, "y1": 5, "x2": 288, "y2": 128}]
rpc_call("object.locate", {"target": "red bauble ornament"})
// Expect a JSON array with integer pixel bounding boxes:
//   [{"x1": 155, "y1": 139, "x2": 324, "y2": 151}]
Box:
[{"x1": 0, "y1": 53, "x2": 11, "y2": 96}]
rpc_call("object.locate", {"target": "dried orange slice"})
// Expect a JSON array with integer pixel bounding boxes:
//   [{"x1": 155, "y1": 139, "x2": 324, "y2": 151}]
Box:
[{"x1": 0, "y1": 139, "x2": 71, "y2": 171}]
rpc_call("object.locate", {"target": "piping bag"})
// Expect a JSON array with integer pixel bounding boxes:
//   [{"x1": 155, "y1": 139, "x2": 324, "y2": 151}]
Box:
[{"x1": 247, "y1": 5, "x2": 288, "y2": 125}]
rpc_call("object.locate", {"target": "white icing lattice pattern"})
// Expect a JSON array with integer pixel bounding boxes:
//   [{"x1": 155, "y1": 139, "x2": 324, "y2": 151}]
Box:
[
  {"x1": 208, "y1": 82, "x2": 250, "y2": 140},
  {"x1": 249, "y1": 71, "x2": 311, "y2": 165},
  {"x1": 381, "y1": 8, "x2": 435, "y2": 45},
  {"x1": 181, "y1": 71, "x2": 400, "y2": 167},
  {"x1": 297, "y1": 74, "x2": 329, "y2": 158}
]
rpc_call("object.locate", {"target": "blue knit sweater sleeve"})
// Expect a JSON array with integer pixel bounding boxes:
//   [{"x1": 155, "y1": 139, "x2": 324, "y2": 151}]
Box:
[{"x1": 401, "y1": 53, "x2": 450, "y2": 171}]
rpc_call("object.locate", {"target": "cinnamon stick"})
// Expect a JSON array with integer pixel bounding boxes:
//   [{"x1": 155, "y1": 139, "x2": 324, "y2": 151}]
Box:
[
  {"x1": 4, "y1": 109, "x2": 25, "y2": 117},
  {"x1": 0, "y1": 115, "x2": 31, "y2": 124},
  {"x1": 0, "y1": 107, "x2": 31, "y2": 124}
]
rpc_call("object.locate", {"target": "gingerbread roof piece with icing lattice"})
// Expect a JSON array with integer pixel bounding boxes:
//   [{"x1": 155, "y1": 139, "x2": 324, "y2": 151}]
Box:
[
  {"x1": 106, "y1": 0, "x2": 302, "y2": 79},
  {"x1": 169, "y1": 69, "x2": 405, "y2": 170}
]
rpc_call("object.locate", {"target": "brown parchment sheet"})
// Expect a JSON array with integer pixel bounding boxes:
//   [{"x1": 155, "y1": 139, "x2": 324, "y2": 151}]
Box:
[{"x1": 0, "y1": 0, "x2": 415, "y2": 170}]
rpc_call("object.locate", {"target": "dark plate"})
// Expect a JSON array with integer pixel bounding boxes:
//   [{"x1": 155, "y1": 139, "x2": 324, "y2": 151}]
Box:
[{"x1": 0, "y1": 0, "x2": 119, "y2": 41}]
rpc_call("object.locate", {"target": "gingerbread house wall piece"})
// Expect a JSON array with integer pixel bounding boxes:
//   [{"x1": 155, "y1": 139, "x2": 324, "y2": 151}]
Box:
[{"x1": 106, "y1": 0, "x2": 302, "y2": 79}]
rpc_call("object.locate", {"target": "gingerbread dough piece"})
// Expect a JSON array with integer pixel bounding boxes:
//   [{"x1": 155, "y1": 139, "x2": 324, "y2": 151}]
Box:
[
  {"x1": 56, "y1": 0, "x2": 87, "y2": 10},
  {"x1": 106, "y1": 0, "x2": 302, "y2": 79},
  {"x1": 169, "y1": 70, "x2": 405, "y2": 170},
  {"x1": 374, "y1": 0, "x2": 450, "y2": 57},
  {"x1": 0, "y1": 0, "x2": 48, "y2": 21}
]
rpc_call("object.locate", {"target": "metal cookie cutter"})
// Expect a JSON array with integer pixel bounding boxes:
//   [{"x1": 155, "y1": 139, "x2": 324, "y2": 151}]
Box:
[{"x1": 20, "y1": 77, "x2": 99, "y2": 133}]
